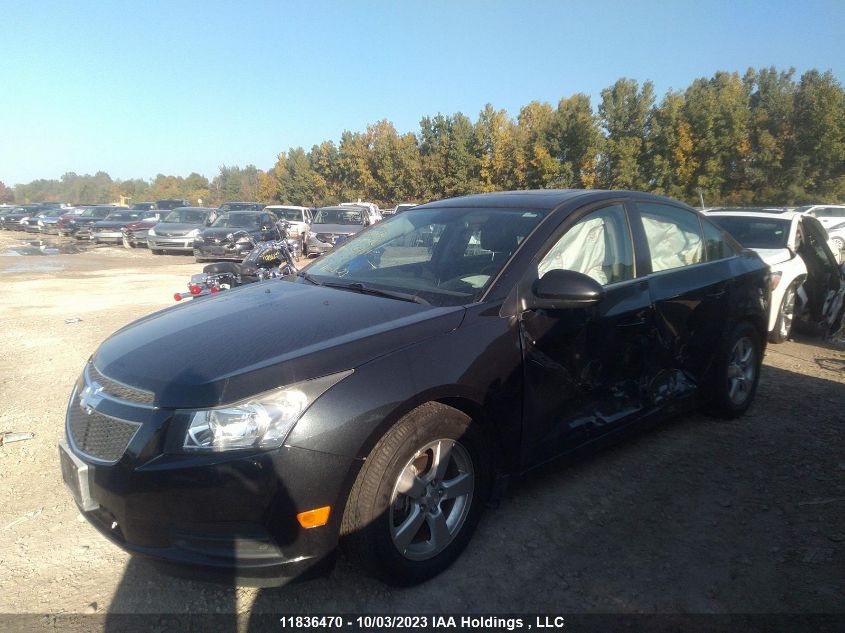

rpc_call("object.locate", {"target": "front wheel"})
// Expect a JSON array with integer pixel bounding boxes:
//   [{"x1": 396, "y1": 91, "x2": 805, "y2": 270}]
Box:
[
  {"x1": 707, "y1": 322, "x2": 761, "y2": 419},
  {"x1": 769, "y1": 282, "x2": 796, "y2": 344},
  {"x1": 341, "y1": 403, "x2": 489, "y2": 586}
]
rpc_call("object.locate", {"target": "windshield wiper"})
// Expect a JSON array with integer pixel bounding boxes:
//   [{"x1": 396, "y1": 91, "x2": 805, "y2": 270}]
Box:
[
  {"x1": 297, "y1": 270, "x2": 323, "y2": 285},
  {"x1": 321, "y1": 281, "x2": 430, "y2": 305}
]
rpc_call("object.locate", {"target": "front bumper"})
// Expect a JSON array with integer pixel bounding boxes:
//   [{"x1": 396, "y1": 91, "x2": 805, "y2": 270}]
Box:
[
  {"x1": 122, "y1": 230, "x2": 150, "y2": 247},
  {"x1": 92, "y1": 231, "x2": 123, "y2": 243},
  {"x1": 305, "y1": 236, "x2": 337, "y2": 255},
  {"x1": 61, "y1": 375, "x2": 360, "y2": 585},
  {"x1": 148, "y1": 235, "x2": 195, "y2": 252}
]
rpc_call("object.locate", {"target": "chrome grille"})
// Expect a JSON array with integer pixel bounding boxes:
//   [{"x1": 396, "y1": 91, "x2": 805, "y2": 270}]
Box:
[
  {"x1": 87, "y1": 364, "x2": 155, "y2": 406},
  {"x1": 68, "y1": 392, "x2": 141, "y2": 463}
]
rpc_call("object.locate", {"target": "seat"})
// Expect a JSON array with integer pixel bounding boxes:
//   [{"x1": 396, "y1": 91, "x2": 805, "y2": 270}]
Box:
[{"x1": 203, "y1": 261, "x2": 259, "y2": 278}]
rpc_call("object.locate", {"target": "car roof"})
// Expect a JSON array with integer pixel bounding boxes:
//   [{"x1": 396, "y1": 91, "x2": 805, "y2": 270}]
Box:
[
  {"x1": 417, "y1": 189, "x2": 687, "y2": 210},
  {"x1": 706, "y1": 209, "x2": 800, "y2": 220}
]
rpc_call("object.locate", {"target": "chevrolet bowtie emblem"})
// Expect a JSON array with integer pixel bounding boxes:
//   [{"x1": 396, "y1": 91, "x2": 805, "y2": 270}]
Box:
[{"x1": 80, "y1": 381, "x2": 104, "y2": 412}]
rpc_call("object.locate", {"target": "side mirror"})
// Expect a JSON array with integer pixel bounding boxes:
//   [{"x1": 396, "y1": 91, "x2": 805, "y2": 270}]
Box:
[{"x1": 525, "y1": 269, "x2": 604, "y2": 311}]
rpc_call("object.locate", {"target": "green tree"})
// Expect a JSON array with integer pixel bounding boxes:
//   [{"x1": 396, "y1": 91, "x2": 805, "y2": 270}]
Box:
[{"x1": 598, "y1": 78, "x2": 655, "y2": 189}]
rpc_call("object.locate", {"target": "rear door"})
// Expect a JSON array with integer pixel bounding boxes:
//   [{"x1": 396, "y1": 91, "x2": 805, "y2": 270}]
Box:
[
  {"x1": 520, "y1": 201, "x2": 656, "y2": 465},
  {"x1": 631, "y1": 201, "x2": 734, "y2": 408}
]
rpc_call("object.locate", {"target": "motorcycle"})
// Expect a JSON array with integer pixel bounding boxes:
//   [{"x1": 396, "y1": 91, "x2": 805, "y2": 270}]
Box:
[{"x1": 174, "y1": 220, "x2": 299, "y2": 301}]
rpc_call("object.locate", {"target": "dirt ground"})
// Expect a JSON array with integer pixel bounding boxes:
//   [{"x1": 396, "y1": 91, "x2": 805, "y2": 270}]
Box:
[{"x1": 0, "y1": 231, "x2": 843, "y2": 624}]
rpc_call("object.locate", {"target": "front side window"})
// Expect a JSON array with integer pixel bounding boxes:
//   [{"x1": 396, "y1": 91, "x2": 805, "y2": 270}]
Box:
[
  {"x1": 304, "y1": 207, "x2": 548, "y2": 306},
  {"x1": 638, "y1": 203, "x2": 703, "y2": 272},
  {"x1": 538, "y1": 204, "x2": 634, "y2": 285}
]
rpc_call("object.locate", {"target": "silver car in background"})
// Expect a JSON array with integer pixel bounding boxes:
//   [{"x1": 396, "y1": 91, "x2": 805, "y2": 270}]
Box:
[
  {"x1": 147, "y1": 207, "x2": 219, "y2": 254},
  {"x1": 306, "y1": 206, "x2": 371, "y2": 257}
]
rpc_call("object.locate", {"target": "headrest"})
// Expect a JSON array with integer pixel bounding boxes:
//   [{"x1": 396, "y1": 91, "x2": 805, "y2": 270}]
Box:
[{"x1": 480, "y1": 221, "x2": 518, "y2": 253}]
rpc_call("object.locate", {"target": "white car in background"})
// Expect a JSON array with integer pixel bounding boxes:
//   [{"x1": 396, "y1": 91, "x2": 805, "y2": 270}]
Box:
[
  {"x1": 796, "y1": 204, "x2": 845, "y2": 229},
  {"x1": 264, "y1": 205, "x2": 312, "y2": 253},
  {"x1": 707, "y1": 209, "x2": 845, "y2": 343},
  {"x1": 826, "y1": 220, "x2": 845, "y2": 255}
]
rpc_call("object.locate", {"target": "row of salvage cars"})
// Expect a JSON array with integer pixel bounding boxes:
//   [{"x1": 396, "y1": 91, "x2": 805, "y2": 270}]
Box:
[{"x1": 0, "y1": 200, "x2": 416, "y2": 262}]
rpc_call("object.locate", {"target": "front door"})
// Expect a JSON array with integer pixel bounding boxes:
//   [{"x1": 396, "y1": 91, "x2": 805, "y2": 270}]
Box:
[{"x1": 520, "y1": 202, "x2": 655, "y2": 466}]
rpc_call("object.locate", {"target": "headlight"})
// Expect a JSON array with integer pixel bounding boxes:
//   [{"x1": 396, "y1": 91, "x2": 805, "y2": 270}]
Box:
[
  {"x1": 38, "y1": 220, "x2": 44, "y2": 226},
  {"x1": 193, "y1": 235, "x2": 204, "y2": 243},
  {"x1": 69, "y1": 219, "x2": 77, "y2": 225},
  {"x1": 148, "y1": 227, "x2": 157, "y2": 236},
  {"x1": 185, "y1": 228, "x2": 200, "y2": 237},
  {"x1": 180, "y1": 370, "x2": 352, "y2": 452}
]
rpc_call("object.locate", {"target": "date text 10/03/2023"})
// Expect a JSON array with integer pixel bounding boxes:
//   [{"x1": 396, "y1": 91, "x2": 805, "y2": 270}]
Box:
[{"x1": 277, "y1": 616, "x2": 567, "y2": 630}]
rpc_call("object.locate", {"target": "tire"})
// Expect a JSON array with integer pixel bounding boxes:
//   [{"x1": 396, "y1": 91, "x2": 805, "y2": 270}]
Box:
[
  {"x1": 151, "y1": 249, "x2": 163, "y2": 255},
  {"x1": 768, "y1": 282, "x2": 796, "y2": 344},
  {"x1": 194, "y1": 256, "x2": 205, "y2": 263},
  {"x1": 341, "y1": 403, "x2": 490, "y2": 586},
  {"x1": 707, "y1": 322, "x2": 762, "y2": 419}
]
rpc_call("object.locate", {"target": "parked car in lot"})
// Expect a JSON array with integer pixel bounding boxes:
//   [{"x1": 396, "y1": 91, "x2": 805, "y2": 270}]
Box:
[
  {"x1": 825, "y1": 220, "x2": 845, "y2": 255},
  {"x1": 147, "y1": 207, "x2": 219, "y2": 254},
  {"x1": 393, "y1": 203, "x2": 418, "y2": 215},
  {"x1": 341, "y1": 201, "x2": 381, "y2": 223},
  {"x1": 34, "y1": 207, "x2": 76, "y2": 234},
  {"x1": 796, "y1": 204, "x2": 845, "y2": 229},
  {"x1": 193, "y1": 210, "x2": 280, "y2": 262},
  {"x1": 217, "y1": 201, "x2": 265, "y2": 213},
  {"x1": 0, "y1": 205, "x2": 40, "y2": 230},
  {"x1": 707, "y1": 209, "x2": 845, "y2": 342},
  {"x1": 90, "y1": 210, "x2": 160, "y2": 244},
  {"x1": 264, "y1": 205, "x2": 312, "y2": 253},
  {"x1": 60, "y1": 189, "x2": 771, "y2": 587},
  {"x1": 121, "y1": 217, "x2": 162, "y2": 248},
  {"x1": 306, "y1": 205, "x2": 371, "y2": 256},
  {"x1": 156, "y1": 199, "x2": 190, "y2": 211},
  {"x1": 61, "y1": 205, "x2": 117, "y2": 238}
]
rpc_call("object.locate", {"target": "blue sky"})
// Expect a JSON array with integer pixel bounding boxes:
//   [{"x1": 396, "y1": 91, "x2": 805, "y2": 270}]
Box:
[{"x1": 2, "y1": 0, "x2": 844, "y2": 185}]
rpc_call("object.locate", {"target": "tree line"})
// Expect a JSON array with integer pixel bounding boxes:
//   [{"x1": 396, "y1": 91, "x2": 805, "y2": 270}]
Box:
[{"x1": 5, "y1": 67, "x2": 845, "y2": 209}]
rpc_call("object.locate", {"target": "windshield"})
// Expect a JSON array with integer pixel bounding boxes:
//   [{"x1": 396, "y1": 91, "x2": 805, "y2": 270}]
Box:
[
  {"x1": 710, "y1": 216, "x2": 791, "y2": 249},
  {"x1": 103, "y1": 211, "x2": 142, "y2": 222},
  {"x1": 164, "y1": 208, "x2": 210, "y2": 224},
  {"x1": 211, "y1": 213, "x2": 260, "y2": 228},
  {"x1": 303, "y1": 207, "x2": 548, "y2": 306},
  {"x1": 314, "y1": 208, "x2": 363, "y2": 225},
  {"x1": 219, "y1": 202, "x2": 262, "y2": 212},
  {"x1": 273, "y1": 208, "x2": 305, "y2": 221}
]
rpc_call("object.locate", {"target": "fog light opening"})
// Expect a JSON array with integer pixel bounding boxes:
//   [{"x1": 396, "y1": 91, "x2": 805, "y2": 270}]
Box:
[{"x1": 296, "y1": 506, "x2": 331, "y2": 529}]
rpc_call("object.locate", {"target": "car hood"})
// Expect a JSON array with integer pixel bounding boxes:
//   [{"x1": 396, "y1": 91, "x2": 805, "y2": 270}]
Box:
[
  {"x1": 125, "y1": 220, "x2": 156, "y2": 230},
  {"x1": 751, "y1": 248, "x2": 794, "y2": 267},
  {"x1": 92, "y1": 220, "x2": 131, "y2": 230},
  {"x1": 93, "y1": 280, "x2": 465, "y2": 408},
  {"x1": 312, "y1": 223, "x2": 364, "y2": 234},
  {"x1": 200, "y1": 227, "x2": 258, "y2": 240}
]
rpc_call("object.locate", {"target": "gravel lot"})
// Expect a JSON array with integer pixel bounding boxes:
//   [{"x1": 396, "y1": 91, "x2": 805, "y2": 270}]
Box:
[{"x1": 0, "y1": 231, "x2": 843, "y2": 627}]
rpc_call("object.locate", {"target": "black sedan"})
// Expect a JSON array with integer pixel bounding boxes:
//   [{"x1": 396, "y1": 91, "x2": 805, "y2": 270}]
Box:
[
  {"x1": 59, "y1": 190, "x2": 769, "y2": 587},
  {"x1": 1, "y1": 204, "x2": 42, "y2": 230},
  {"x1": 60, "y1": 205, "x2": 119, "y2": 238},
  {"x1": 193, "y1": 210, "x2": 280, "y2": 262}
]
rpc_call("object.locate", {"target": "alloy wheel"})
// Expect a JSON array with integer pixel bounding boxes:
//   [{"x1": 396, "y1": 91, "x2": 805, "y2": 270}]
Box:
[
  {"x1": 389, "y1": 439, "x2": 474, "y2": 561},
  {"x1": 727, "y1": 336, "x2": 756, "y2": 406},
  {"x1": 779, "y1": 287, "x2": 796, "y2": 340}
]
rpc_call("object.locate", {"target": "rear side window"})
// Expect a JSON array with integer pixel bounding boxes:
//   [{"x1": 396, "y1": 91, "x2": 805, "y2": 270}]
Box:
[
  {"x1": 702, "y1": 220, "x2": 736, "y2": 261},
  {"x1": 638, "y1": 203, "x2": 703, "y2": 272}
]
